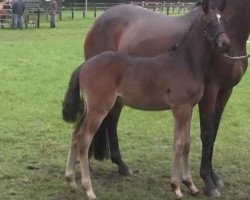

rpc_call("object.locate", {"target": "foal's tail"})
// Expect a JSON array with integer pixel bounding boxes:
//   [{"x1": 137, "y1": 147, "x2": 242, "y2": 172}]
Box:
[{"x1": 62, "y1": 64, "x2": 84, "y2": 123}]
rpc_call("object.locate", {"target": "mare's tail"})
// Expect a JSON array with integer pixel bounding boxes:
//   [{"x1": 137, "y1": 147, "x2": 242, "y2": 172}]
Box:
[{"x1": 62, "y1": 65, "x2": 84, "y2": 123}]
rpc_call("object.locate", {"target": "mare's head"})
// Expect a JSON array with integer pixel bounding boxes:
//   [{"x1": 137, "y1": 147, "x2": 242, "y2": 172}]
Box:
[{"x1": 201, "y1": 0, "x2": 230, "y2": 53}]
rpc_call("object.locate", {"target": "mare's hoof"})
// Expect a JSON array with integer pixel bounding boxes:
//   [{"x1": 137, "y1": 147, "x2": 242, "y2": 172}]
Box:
[
  {"x1": 118, "y1": 165, "x2": 133, "y2": 176},
  {"x1": 215, "y1": 179, "x2": 225, "y2": 188},
  {"x1": 203, "y1": 188, "x2": 221, "y2": 198},
  {"x1": 212, "y1": 172, "x2": 225, "y2": 188}
]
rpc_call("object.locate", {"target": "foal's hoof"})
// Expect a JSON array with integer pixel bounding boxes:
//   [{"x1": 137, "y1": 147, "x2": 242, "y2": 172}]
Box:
[
  {"x1": 203, "y1": 188, "x2": 221, "y2": 198},
  {"x1": 69, "y1": 181, "x2": 78, "y2": 191},
  {"x1": 190, "y1": 187, "x2": 200, "y2": 196},
  {"x1": 65, "y1": 174, "x2": 78, "y2": 190},
  {"x1": 87, "y1": 190, "x2": 96, "y2": 200},
  {"x1": 182, "y1": 180, "x2": 199, "y2": 196},
  {"x1": 174, "y1": 189, "x2": 183, "y2": 199},
  {"x1": 118, "y1": 165, "x2": 133, "y2": 176}
]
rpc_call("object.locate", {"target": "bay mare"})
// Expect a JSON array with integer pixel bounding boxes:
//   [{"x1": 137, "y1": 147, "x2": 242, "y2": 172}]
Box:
[
  {"x1": 77, "y1": 0, "x2": 250, "y2": 197},
  {"x1": 62, "y1": 1, "x2": 231, "y2": 199}
]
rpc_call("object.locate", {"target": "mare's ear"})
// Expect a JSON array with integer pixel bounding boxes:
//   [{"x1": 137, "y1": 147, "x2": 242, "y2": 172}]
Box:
[
  {"x1": 202, "y1": 0, "x2": 210, "y2": 14},
  {"x1": 219, "y1": 0, "x2": 227, "y2": 12}
]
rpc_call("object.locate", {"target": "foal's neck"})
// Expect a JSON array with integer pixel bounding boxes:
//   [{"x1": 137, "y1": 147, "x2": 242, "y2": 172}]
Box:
[{"x1": 182, "y1": 18, "x2": 212, "y2": 72}]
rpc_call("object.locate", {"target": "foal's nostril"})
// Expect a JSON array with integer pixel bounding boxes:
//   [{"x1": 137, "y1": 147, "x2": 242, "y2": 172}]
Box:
[
  {"x1": 223, "y1": 40, "x2": 231, "y2": 52},
  {"x1": 220, "y1": 39, "x2": 231, "y2": 53}
]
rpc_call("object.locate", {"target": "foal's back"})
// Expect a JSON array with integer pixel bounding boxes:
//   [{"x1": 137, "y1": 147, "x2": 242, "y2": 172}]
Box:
[{"x1": 81, "y1": 51, "x2": 203, "y2": 110}]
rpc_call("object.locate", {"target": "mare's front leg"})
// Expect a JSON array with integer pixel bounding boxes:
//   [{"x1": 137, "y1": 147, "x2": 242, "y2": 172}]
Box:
[
  {"x1": 171, "y1": 104, "x2": 194, "y2": 199},
  {"x1": 107, "y1": 101, "x2": 132, "y2": 176},
  {"x1": 199, "y1": 85, "x2": 232, "y2": 197},
  {"x1": 210, "y1": 89, "x2": 233, "y2": 188}
]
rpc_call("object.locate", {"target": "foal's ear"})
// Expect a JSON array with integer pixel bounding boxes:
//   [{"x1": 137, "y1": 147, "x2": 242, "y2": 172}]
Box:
[
  {"x1": 202, "y1": 0, "x2": 209, "y2": 14},
  {"x1": 219, "y1": 0, "x2": 227, "y2": 12}
]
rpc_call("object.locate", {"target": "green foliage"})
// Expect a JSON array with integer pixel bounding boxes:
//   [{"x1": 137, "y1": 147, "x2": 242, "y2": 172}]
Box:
[{"x1": 0, "y1": 14, "x2": 249, "y2": 200}]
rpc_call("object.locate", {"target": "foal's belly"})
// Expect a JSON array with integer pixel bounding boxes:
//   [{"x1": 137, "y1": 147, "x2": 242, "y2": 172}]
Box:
[
  {"x1": 118, "y1": 83, "x2": 202, "y2": 111},
  {"x1": 119, "y1": 92, "x2": 172, "y2": 111}
]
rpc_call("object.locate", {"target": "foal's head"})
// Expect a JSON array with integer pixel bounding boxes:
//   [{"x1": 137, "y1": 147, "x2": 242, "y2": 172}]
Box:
[{"x1": 201, "y1": 0, "x2": 230, "y2": 52}]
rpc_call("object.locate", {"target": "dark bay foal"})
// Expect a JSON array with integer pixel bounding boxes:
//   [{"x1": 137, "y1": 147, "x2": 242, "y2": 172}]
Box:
[{"x1": 62, "y1": 0, "x2": 230, "y2": 199}]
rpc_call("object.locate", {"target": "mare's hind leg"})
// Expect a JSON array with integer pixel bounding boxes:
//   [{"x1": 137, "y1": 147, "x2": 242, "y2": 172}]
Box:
[
  {"x1": 170, "y1": 104, "x2": 193, "y2": 199},
  {"x1": 107, "y1": 101, "x2": 132, "y2": 176},
  {"x1": 65, "y1": 118, "x2": 84, "y2": 189}
]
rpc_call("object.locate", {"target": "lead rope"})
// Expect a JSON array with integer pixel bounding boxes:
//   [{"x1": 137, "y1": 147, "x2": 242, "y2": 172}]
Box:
[{"x1": 223, "y1": 54, "x2": 250, "y2": 61}]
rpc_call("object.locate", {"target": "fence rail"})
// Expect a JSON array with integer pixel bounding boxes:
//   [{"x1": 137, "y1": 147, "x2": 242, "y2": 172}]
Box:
[
  {"x1": 1, "y1": 1, "x2": 196, "y2": 28},
  {"x1": 59, "y1": 2, "x2": 195, "y2": 20}
]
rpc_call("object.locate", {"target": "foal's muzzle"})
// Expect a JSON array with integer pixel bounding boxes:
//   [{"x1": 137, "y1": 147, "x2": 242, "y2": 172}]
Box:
[{"x1": 215, "y1": 32, "x2": 231, "y2": 53}]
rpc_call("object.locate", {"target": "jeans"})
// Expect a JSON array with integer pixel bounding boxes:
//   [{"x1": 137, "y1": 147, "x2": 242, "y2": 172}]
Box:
[
  {"x1": 50, "y1": 15, "x2": 55, "y2": 28},
  {"x1": 13, "y1": 14, "x2": 23, "y2": 29}
]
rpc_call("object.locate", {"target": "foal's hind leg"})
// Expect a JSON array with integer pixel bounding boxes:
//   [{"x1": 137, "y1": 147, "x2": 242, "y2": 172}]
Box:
[
  {"x1": 65, "y1": 117, "x2": 85, "y2": 189},
  {"x1": 77, "y1": 108, "x2": 112, "y2": 199},
  {"x1": 170, "y1": 104, "x2": 193, "y2": 199}
]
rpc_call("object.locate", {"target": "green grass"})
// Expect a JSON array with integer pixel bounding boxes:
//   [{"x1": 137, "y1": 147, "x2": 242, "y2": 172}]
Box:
[{"x1": 0, "y1": 16, "x2": 250, "y2": 200}]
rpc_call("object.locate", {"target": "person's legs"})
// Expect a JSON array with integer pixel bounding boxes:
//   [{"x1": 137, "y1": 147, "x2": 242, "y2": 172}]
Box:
[
  {"x1": 13, "y1": 14, "x2": 18, "y2": 29},
  {"x1": 19, "y1": 15, "x2": 24, "y2": 29},
  {"x1": 17, "y1": 15, "x2": 23, "y2": 29},
  {"x1": 50, "y1": 14, "x2": 55, "y2": 28}
]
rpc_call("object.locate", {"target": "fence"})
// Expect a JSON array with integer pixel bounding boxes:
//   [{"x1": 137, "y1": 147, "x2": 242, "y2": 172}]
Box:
[
  {"x1": 59, "y1": 2, "x2": 195, "y2": 20},
  {"x1": 0, "y1": 1, "x2": 12, "y2": 28},
  {"x1": 1, "y1": 1, "x2": 196, "y2": 28}
]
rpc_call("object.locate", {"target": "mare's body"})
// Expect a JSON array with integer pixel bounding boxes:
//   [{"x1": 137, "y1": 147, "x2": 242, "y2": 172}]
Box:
[
  {"x1": 82, "y1": 0, "x2": 250, "y2": 197},
  {"x1": 63, "y1": 1, "x2": 231, "y2": 199}
]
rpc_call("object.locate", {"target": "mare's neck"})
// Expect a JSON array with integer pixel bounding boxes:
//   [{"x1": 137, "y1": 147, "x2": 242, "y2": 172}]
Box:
[
  {"x1": 223, "y1": 0, "x2": 250, "y2": 45},
  {"x1": 180, "y1": 5, "x2": 202, "y2": 22}
]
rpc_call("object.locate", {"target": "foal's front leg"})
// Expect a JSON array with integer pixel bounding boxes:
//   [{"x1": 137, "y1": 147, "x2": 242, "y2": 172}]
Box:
[
  {"x1": 181, "y1": 133, "x2": 199, "y2": 196},
  {"x1": 171, "y1": 104, "x2": 194, "y2": 198}
]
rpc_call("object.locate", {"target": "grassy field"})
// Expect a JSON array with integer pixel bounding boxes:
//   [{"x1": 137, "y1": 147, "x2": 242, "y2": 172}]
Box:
[{"x1": 0, "y1": 15, "x2": 250, "y2": 200}]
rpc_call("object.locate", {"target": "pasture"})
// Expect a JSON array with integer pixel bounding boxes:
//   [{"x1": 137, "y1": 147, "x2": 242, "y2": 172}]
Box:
[{"x1": 0, "y1": 15, "x2": 250, "y2": 200}]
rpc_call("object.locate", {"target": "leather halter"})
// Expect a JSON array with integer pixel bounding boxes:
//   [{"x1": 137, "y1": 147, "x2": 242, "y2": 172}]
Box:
[{"x1": 202, "y1": 15, "x2": 226, "y2": 44}]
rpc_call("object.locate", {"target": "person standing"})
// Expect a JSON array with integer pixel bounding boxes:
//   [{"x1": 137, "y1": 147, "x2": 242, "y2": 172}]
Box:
[
  {"x1": 49, "y1": 0, "x2": 58, "y2": 28},
  {"x1": 12, "y1": 0, "x2": 25, "y2": 29}
]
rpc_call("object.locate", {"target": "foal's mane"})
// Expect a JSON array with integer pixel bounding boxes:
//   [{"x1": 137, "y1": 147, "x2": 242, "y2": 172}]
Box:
[{"x1": 170, "y1": 18, "x2": 199, "y2": 54}]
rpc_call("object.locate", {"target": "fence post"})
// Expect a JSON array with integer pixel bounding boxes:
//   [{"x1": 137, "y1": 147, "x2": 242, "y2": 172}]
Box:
[
  {"x1": 59, "y1": 11, "x2": 62, "y2": 21},
  {"x1": 37, "y1": 9, "x2": 40, "y2": 28},
  {"x1": 71, "y1": 6, "x2": 74, "y2": 19},
  {"x1": 94, "y1": 7, "x2": 96, "y2": 18}
]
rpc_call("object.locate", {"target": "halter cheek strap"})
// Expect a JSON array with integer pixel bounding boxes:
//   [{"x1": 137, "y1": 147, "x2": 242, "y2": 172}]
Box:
[{"x1": 203, "y1": 26, "x2": 226, "y2": 44}]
